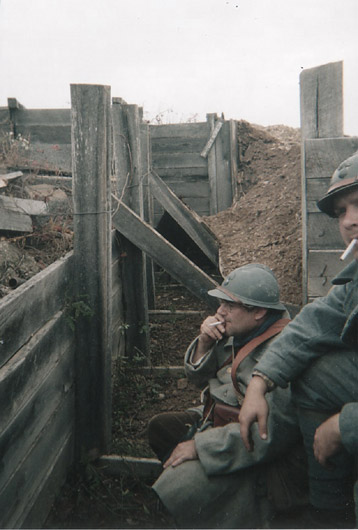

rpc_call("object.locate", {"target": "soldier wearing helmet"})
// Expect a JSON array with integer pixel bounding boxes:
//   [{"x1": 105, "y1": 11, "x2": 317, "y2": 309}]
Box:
[
  {"x1": 239, "y1": 152, "x2": 358, "y2": 528},
  {"x1": 148, "y1": 264, "x2": 306, "y2": 528}
]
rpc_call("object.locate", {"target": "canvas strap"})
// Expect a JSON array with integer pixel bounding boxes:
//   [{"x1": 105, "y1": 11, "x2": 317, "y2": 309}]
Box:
[{"x1": 231, "y1": 318, "x2": 290, "y2": 393}]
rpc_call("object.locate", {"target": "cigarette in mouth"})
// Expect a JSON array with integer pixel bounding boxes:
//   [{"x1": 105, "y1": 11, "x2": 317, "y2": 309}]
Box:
[
  {"x1": 208, "y1": 321, "x2": 224, "y2": 327},
  {"x1": 340, "y1": 238, "x2": 358, "y2": 261}
]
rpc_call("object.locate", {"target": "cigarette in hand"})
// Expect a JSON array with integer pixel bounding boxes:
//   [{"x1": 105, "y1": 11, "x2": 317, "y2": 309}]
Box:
[
  {"x1": 208, "y1": 321, "x2": 224, "y2": 327},
  {"x1": 340, "y1": 239, "x2": 357, "y2": 261}
]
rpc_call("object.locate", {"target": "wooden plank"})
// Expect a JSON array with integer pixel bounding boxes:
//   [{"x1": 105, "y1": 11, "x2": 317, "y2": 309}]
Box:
[
  {"x1": 112, "y1": 102, "x2": 132, "y2": 200},
  {"x1": 0, "y1": 394, "x2": 74, "y2": 529},
  {"x1": 307, "y1": 212, "x2": 342, "y2": 249},
  {"x1": 306, "y1": 177, "x2": 331, "y2": 212},
  {"x1": 155, "y1": 167, "x2": 208, "y2": 178},
  {"x1": 0, "y1": 171, "x2": 23, "y2": 188},
  {"x1": 0, "y1": 317, "x2": 74, "y2": 492},
  {"x1": 149, "y1": 122, "x2": 207, "y2": 139},
  {"x1": 215, "y1": 120, "x2": 233, "y2": 211},
  {"x1": 0, "y1": 313, "x2": 73, "y2": 432},
  {"x1": 98, "y1": 455, "x2": 162, "y2": 479},
  {"x1": 0, "y1": 253, "x2": 73, "y2": 368},
  {"x1": 0, "y1": 194, "x2": 48, "y2": 216},
  {"x1": 7, "y1": 98, "x2": 25, "y2": 110},
  {"x1": 115, "y1": 104, "x2": 150, "y2": 358},
  {"x1": 162, "y1": 180, "x2": 209, "y2": 198},
  {"x1": 153, "y1": 197, "x2": 210, "y2": 227},
  {"x1": 149, "y1": 171, "x2": 218, "y2": 266},
  {"x1": 71, "y1": 84, "x2": 112, "y2": 457},
  {"x1": 304, "y1": 138, "x2": 358, "y2": 179},
  {"x1": 229, "y1": 120, "x2": 239, "y2": 201},
  {"x1": 149, "y1": 309, "x2": 206, "y2": 321},
  {"x1": 15, "y1": 124, "x2": 71, "y2": 144},
  {"x1": 200, "y1": 121, "x2": 223, "y2": 158},
  {"x1": 207, "y1": 114, "x2": 218, "y2": 214},
  {"x1": 21, "y1": 142, "x2": 72, "y2": 173},
  {"x1": 307, "y1": 250, "x2": 350, "y2": 298},
  {"x1": 12, "y1": 108, "x2": 71, "y2": 125},
  {"x1": 0, "y1": 197, "x2": 33, "y2": 232},
  {"x1": 20, "y1": 433, "x2": 73, "y2": 530},
  {"x1": 300, "y1": 61, "x2": 343, "y2": 139},
  {"x1": 152, "y1": 152, "x2": 207, "y2": 169},
  {"x1": 112, "y1": 198, "x2": 218, "y2": 309},
  {"x1": 151, "y1": 136, "x2": 207, "y2": 155}
]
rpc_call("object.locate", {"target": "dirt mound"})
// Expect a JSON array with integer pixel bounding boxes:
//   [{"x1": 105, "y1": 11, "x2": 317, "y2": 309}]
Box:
[{"x1": 204, "y1": 120, "x2": 302, "y2": 305}]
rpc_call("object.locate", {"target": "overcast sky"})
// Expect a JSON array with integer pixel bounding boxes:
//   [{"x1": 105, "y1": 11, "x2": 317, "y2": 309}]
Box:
[{"x1": 1, "y1": 0, "x2": 358, "y2": 133}]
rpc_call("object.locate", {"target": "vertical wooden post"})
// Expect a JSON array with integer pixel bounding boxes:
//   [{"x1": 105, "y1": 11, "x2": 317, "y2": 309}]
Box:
[
  {"x1": 300, "y1": 61, "x2": 344, "y2": 303},
  {"x1": 300, "y1": 61, "x2": 343, "y2": 139},
  {"x1": 141, "y1": 120, "x2": 156, "y2": 309},
  {"x1": 112, "y1": 101, "x2": 150, "y2": 360},
  {"x1": 207, "y1": 113, "x2": 218, "y2": 214},
  {"x1": 71, "y1": 84, "x2": 112, "y2": 458}
]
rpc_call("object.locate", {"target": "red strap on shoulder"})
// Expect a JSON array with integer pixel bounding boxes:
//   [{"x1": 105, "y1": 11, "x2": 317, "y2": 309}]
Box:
[{"x1": 231, "y1": 318, "x2": 290, "y2": 392}]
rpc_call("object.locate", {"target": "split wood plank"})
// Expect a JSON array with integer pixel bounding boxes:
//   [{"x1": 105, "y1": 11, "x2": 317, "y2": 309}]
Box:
[
  {"x1": 200, "y1": 120, "x2": 223, "y2": 158},
  {"x1": 300, "y1": 61, "x2": 343, "y2": 139},
  {"x1": 149, "y1": 171, "x2": 219, "y2": 267},
  {"x1": 112, "y1": 198, "x2": 219, "y2": 309},
  {"x1": 98, "y1": 455, "x2": 161, "y2": 479},
  {"x1": 0, "y1": 171, "x2": 23, "y2": 188}
]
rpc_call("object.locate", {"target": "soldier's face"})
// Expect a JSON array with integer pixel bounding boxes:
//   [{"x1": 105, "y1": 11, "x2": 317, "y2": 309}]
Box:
[
  {"x1": 216, "y1": 300, "x2": 267, "y2": 337},
  {"x1": 334, "y1": 189, "x2": 358, "y2": 260}
]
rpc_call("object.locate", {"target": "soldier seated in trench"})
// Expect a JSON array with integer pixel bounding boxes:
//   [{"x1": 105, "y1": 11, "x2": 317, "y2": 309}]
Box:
[{"x1": 148, "y1": 263, "x2": 308, "y2": 529}]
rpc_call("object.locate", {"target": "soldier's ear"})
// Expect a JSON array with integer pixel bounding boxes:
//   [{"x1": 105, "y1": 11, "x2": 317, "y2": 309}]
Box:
[{"x1": 254, "y1": 307, "x2": 267, "y2": 321}]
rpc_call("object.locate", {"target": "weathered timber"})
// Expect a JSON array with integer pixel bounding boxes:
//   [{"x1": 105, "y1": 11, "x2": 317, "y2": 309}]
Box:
[
  {"x1": 7, "y1": 98, "x2": 25, "y2": 110},
  {"x1": 0, "y1": 195, "x2": 33, "y2": 232},
  {"x1": 152, "y1": 152, "x2": 207, "y2": 169},
  {"x1": 149, "y1": 309, "x2": 206, "y2": 321},
  {"x1": 20, "y1": 433, "x2": 73, "y2": 530},
  {"x1": 0, "y1": 253, "x2": 73, "y2": 368},
  {"x1": 307, "y1": 213, "x2": 342, "y2": 249},
  {"x1": 71, "y1": 83, "x2": 112, "y2": 457},
  {"x1": 149, "y1": 122, "x2": 208, "y2": 139},
  {"x1": 149, "y1": 171, "x2": 219, "y2": 267},
  {"x1": 200, "y1": 121, "x2": 223, "y2": 158},
  {"x1": 207, "y1": 114, "x2": 218, "y2": 214},
  {"x1": 98, "y1": 455, "x2": 162, "y2": 479},
  {"x1": 304, "y1": 138, "x2": 358, "y2": 180},
  {"x1": 300, "y1": 62, "x2": 347, "y2": 303},
  {"x1": 0, "y1": 315, "x2": 74, "y2": 492},
  {"x1": 307, "y1": 250, "x2": 350, "y2": 298},
  {"x1": 0, "y1": 171, "x2": 23, "y2": 188},
  {"x1": 0, "y1": 194, "x2": 48, "y2": 216},
  {"x1": 112, "y1": 101, "x2": 150, "y2": 359},
  {"x1": 0, "y1": 313, "x2": 73, "y2": 433},
  {"x1": 154, "y1": 167, "x2": 208, "y2": 179},
  {"x1": 0, "y1": 394, "x2": 74, "y2": 529},
  {"x1": 300, "y1": 61, "x2": 343, "y2": 139},
  {"x1": 112, "y1": 198, "x2": 218, "y2": 309},
  {"x1": 152, "y1": 136, "x2": 207, "y2": 155},
  {"x1": 215, "y1": 120, "x2": 234, "y2": 211}
]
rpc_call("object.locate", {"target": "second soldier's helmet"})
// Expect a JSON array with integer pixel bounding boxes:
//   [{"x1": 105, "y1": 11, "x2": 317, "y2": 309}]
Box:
[
  {"x1": 317, "y1": 151, "x2": 358, "y2": 217},
  {"x1": 208, "y1": 263, "x2": 286, "y2": 310}
]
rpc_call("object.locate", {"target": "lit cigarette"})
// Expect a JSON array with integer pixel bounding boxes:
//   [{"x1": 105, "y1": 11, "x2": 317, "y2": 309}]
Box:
[
  {"x1": 340, "y1": 238, "x2": 357, "y2": 261},
  {"x1": 208, "y1": 321, "x2": 224, "y2": 327}
]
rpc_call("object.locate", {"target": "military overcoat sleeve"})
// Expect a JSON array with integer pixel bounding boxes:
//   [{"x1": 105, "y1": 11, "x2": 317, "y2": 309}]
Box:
[
  {"x1": 193, "y1": 384, "x2": 299, "y2": 476},
  {"x1": 254, "y1": 283, "x2": 350, "y2": 387},
  {"x1": 340, "y1": 403, "x2": 358, "y2": 454}
]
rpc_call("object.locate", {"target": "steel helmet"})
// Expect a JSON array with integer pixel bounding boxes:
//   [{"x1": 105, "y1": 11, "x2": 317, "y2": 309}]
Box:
[
  {"x1": 208, "y1": 263, "x2": 286, "y2": 310},
  {"x1": 317, "y1": 151, "x2": 358, "y2": 217}
]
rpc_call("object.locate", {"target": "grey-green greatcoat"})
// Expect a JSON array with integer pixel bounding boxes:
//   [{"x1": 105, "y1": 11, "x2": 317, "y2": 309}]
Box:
[
  {"x1": 254, "y1": 260, "x2": 358, "y2": 514},
  {"x1": 153, "y1": 312, "x2": 302, "y2": 528}
]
